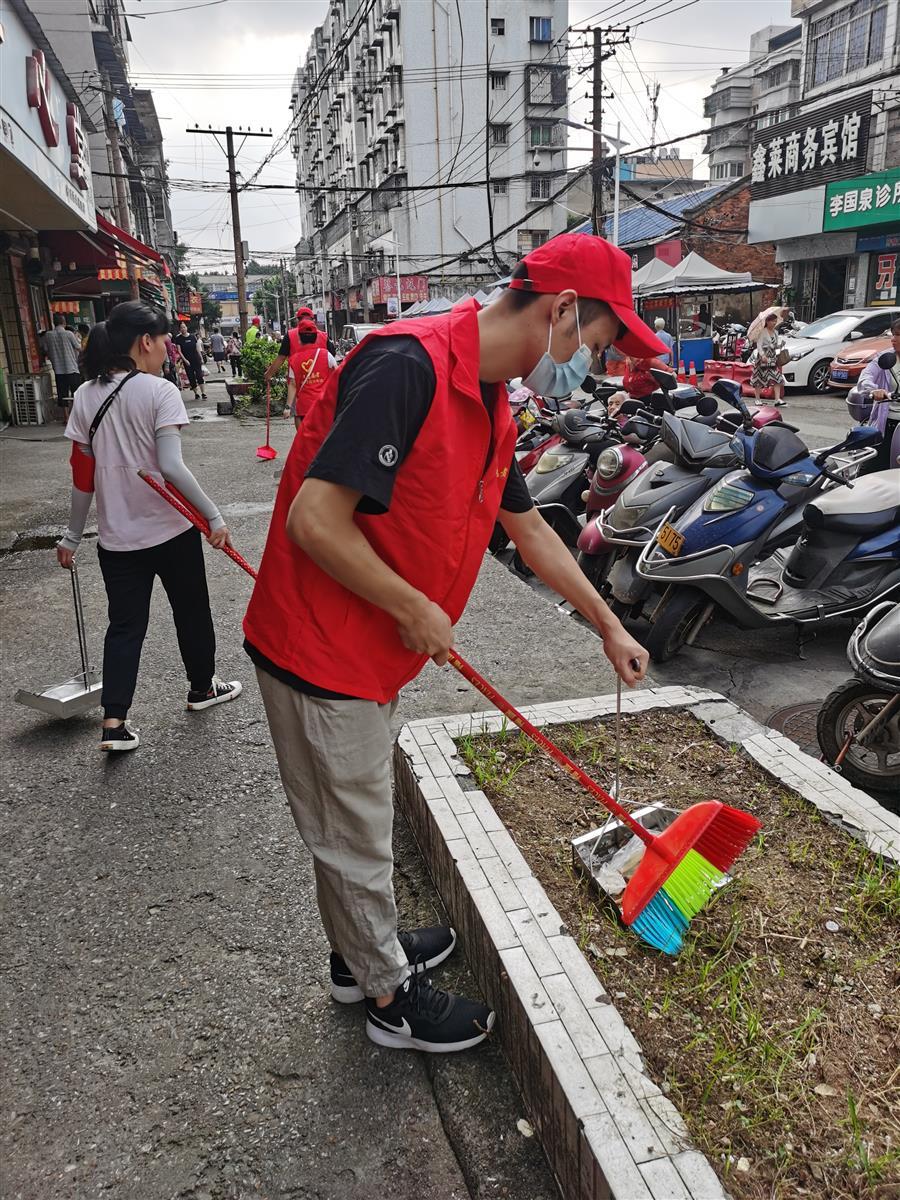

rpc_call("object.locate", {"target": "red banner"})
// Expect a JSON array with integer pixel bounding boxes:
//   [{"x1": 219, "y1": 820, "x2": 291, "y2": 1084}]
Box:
[{"x1": 370, "y1": 274, "x2": 429, "y2": 304}]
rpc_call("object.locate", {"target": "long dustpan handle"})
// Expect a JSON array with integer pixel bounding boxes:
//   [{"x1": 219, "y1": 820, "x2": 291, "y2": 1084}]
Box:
[
  {"x1": 70, "y1": 561, "x2": 90, "y2": 677},
  {"x1": 447, "y1": 649, "x2": 655, "y2": 848}
]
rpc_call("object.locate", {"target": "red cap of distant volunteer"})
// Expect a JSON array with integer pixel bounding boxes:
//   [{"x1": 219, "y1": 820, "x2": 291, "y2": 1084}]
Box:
[
  {"x1": 296, "y1": 306, "x2": 314, "y2": 320},
  {"x1": 509, "y1": 233, "x2": 667, "y2": 358},
  {"x1": 252, "y1": 315, "x2": 261, "y2": 326}
]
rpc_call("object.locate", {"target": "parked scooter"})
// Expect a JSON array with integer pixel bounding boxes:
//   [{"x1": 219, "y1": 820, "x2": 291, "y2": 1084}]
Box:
[
  {"x1": 577, "y1": 380, "x2": 785, "y2": 603},
  {"x1": 635, "y1": 399, "x2": 886, "y2": 659},
  {"x1": 816, "y1": 601, "x2": 900, "y2": 793}
]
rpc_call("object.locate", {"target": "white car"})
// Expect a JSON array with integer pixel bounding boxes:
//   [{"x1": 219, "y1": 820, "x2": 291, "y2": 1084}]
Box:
[{"x1": 782, "y1": 308, "x2": 899, "y2": 394}]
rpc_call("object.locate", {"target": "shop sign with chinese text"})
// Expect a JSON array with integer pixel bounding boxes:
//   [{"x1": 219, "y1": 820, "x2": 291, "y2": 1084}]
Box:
[
  {"x1": 749, "y1": 93, "x2": 871, "y2": 202},
  {"x1": 823, "y1": 167, "x2": 900, "y2": 232}
]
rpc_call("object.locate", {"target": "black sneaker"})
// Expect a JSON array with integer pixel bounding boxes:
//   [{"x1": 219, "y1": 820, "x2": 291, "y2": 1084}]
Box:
[
  {"x1": 186, "y1": 676, "x2": 242, "y2": 711},
  {"x1": 100, "y1": 721, "x2": 140, "y2": 752},
  {"x1": 330, "y1": 926, "x2": 457, "y2": 1004},
  {"x1": 365, "y1": 970, "x2": 495, "y2": 1053}
]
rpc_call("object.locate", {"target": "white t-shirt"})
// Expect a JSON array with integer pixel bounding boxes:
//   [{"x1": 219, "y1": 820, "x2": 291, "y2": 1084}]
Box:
[{"x1": 65, "y1": 371, "x2": 192, "y2": 551}]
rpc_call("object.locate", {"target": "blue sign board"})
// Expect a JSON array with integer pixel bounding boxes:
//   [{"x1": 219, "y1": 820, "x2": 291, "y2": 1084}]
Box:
[
  {"x1": 857, "y1": 232, "x2": 900, "y2": 253},
  {"x1": 207, "y1": 289, "x2": 238, "y2": 301}
]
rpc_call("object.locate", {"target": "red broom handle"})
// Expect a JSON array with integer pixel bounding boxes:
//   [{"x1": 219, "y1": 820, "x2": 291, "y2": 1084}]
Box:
[
  {"x1": 138, "y1": 467, "x2": 651, "y2": 844},
  {"x1": 266, "y1": 381, "x2": 271, "y2": 444},
  {"x1": 447, "y1": 649, "x2": 655, "y2": 847},
  {"x1": 137, "y1": 470, "x2": 259, "y2": 580}
]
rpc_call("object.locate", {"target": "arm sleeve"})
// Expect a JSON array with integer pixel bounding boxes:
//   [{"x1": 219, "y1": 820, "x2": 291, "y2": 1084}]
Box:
[
  {"x1": 498, "y1": 458, "x2": 534, "y2": 514},
  {"x1": 855, "y1": 361, "x2": 883, "y2": 395},
  {"x1": 279, "y1": 334, "x2": 290, "y2": 356},
  {"x1": 305, "y1": 339, "x2": 435, "y2": 515},
  {"x1": 59, "y1": 485, "x2": 94, "y2": 552},
  {"x1": 155, "y1": 426, "x2": 225, "y2": 532}
]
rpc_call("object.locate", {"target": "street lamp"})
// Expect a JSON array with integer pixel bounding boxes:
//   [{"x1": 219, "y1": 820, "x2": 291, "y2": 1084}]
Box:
[{"x1": 560, "y1": 118, "x2": 628, "y2": 248}]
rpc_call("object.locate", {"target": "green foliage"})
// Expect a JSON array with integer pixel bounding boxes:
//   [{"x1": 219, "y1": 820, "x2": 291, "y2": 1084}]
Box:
[{"x1": 238, "y1": 338, "x2": 286, "y2": 414}]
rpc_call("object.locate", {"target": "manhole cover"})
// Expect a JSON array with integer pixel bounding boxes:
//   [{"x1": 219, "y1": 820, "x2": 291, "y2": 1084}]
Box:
[{"x1": 766, "y1": 701, "x2": 823, "y2": 758}]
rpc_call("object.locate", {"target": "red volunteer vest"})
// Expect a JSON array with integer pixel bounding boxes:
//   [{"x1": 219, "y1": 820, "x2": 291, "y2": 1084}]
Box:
[
  {"x1": 289, "y1": 344, "x2": 331, "y2": 417},
  {"x1": 243, "y1": 301, "x2": 517, "y2": 702}
]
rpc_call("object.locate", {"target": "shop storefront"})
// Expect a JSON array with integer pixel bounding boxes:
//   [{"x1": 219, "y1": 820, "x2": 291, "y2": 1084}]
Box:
[
  {"x1": 747, "y1": 92, "x2": 879, "y2": 321},
  {"x1": 0, "y1": 0, "x2": 95, "y2": 422}
]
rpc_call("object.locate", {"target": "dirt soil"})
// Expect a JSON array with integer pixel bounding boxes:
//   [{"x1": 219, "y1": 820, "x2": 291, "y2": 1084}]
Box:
[{"x1": 457, "y1": 709, "x2": 900, "y2": 1200}]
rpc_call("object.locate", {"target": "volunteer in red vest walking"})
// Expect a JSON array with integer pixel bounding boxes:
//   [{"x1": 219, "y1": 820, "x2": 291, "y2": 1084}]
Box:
[
  {"x1": 244, "y1": 235, "x2": 662, "y2": 1054},
  {"x1": 284, "y1": 318, "x2": 335, "y2": 431},
  {"x1": 264, "y1": 306, "x2": 333, "y2": 392}
]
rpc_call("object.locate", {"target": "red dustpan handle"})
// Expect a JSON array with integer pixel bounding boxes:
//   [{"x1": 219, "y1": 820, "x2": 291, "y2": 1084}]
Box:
[
  {"x1": 447, "y1": 649, "x2": 654, "y2": 848},
  {"x1": 137, "y1": 470, "x2": 259, "y2": 580}
]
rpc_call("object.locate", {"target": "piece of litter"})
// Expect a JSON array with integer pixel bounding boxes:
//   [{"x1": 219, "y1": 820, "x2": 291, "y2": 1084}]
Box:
[
  {"x1": 517, "y1": 1119, "x2": 534, "y2": 1138},
  {"x1": 813, "y1": 1084, "x2": 837, "y2": 1097},
  {"x1": 736, "y1": 1158, "x2": 751, "y2": 1173},
  {"x1": 824, "y1": 920, "x2": 839, "y2": 933}
]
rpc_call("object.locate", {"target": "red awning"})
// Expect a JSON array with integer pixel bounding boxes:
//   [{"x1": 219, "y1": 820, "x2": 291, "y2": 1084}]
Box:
[{"x1": 96, "y1": 213, "x2": 163, "y2": 264}]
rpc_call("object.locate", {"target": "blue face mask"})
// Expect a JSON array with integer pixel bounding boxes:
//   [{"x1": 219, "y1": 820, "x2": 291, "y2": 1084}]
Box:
[{"x1": 522, "y1": 303, "x2": 593, "y2": 398}]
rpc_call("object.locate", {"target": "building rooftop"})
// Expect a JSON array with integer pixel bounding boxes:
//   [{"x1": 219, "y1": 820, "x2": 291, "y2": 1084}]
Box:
[{"x1": 574, "y1": 182, "x2": 732, "y2": 247}]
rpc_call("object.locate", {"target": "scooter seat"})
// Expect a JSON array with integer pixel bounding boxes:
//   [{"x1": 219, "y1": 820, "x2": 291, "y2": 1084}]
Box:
[{"x1": 804, "y1": 469, "x2": 900, "y2": 534}]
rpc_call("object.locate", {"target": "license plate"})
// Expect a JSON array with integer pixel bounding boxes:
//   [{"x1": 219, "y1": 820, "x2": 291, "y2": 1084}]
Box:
[
  {"x1": 657, "y1": 522, "x2": 685, "y2": 556},
  {"x1": 831, "y1": 370, "x2": 848, "y2": 381}
]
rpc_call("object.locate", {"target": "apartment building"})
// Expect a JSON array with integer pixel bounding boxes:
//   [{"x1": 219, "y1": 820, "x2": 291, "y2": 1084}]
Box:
[
  {"x1": 703, "y1": 24, "x2": 802, "y2": 182},
  {"x1": 290, "y1": 0, "x2": 569, "y2": 323}
]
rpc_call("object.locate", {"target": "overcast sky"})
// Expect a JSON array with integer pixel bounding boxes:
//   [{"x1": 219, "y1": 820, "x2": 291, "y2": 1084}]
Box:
[{"x1": 116, "y1": 0, "x2": 797, "y2": 271}]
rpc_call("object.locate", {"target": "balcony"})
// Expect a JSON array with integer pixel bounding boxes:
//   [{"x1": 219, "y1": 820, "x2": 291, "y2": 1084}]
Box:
[{"x1": 703, "y1": 86, "x2": 751, "y2": 116}]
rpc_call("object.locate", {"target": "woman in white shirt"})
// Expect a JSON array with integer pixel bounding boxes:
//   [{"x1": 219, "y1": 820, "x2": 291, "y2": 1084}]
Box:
[{"x1": 57, "y1": 302, "x2": 242, "y2": 752}]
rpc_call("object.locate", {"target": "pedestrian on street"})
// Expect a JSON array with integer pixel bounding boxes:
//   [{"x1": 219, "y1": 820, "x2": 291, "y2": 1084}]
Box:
[
  {"x1": 57, "y1": 301, "x2": 241, "y2": 753},
  {"x1": 653, "y1": 317, "x2": 675, "y2": 365},
  {"x1": 209, "y1": 328, "x2": 227, "y2": 372},
  {"x1": 42, "y1": 314, "x2": 83, "y2": 408},
  {"x1": 264, "y1": 306, "x2": 335, "y2": 387},
  {"x1": 173, "y1": 321, "x2": 207, "y2": 400},
  {"x1": 851, "y1": 316, "x2": 900, "y2": 471},
  {"x1": 244, "y1": 316, "x2": 262, "y2": 346},
  {"x1": 283, "y1": 318, "x2": 336, "y2": 431},
  {"x1": 243, "y1": 233, "x2": 658, "y2": 1055},
  {"x1": 225, "y1": 334, "x2": 242, "y2": 377},
  {"x1": 750, "y1": 311, "x2": 787, "y2": 405}
]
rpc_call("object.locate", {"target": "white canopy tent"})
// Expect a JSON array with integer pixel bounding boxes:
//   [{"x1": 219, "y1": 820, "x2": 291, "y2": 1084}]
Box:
[{"x1": 639, "y1": 251, "x2": 772, "y2": 298}]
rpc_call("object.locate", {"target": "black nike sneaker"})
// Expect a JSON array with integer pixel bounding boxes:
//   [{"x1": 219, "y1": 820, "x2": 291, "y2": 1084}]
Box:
[
  {"x1": 365, "y1": 969, "x2": 495, "y2": 1053},
  {"x1": 330, "y1": 926, "x2": 457, "y2": 1004}
]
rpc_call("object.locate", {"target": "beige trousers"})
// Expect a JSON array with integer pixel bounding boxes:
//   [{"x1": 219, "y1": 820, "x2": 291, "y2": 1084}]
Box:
[{"x1": 255, "y1": 667, "x2": 408, "y2": 996}]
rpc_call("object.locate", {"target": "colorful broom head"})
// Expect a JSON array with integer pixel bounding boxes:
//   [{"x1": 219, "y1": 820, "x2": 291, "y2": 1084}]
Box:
[{"x1": 621, "y1": 802, "x2": 762, "y2": 955}]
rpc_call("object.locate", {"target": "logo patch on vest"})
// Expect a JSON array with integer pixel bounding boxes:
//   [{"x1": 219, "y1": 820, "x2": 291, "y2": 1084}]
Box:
[{"x1": 378, "y1": 444, "x2": 399, "y2": 467}]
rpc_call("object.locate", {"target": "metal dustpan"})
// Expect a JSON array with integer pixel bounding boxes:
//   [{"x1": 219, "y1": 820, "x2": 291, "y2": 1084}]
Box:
[{"x1": 15, "y1": 562, "x2": 102, "y2": 718}]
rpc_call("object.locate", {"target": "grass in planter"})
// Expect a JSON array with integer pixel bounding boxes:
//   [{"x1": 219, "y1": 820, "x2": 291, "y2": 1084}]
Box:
[{"x1": 456, "y1": 708, "x2": 900, "y2": 1200}]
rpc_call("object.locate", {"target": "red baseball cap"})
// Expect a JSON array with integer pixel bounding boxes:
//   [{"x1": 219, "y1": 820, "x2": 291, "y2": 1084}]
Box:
[
  {"x1": 251, "y1": 315, "x2": 261, "y2": 326},
  {"x1": 509, "y1": 233, "x2": 667, "y2": 358},
  {"x1": 296, "y1": 306, "x2": 314, "y2": 320}
]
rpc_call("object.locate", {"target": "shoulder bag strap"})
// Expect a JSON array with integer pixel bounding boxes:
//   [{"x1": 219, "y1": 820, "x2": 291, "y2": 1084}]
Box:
[{"x1": 88, "y1": 369, "x2": 139, "y2": 447}]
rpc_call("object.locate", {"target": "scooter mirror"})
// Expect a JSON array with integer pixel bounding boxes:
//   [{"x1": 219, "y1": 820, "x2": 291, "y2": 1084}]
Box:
[
  {"x1": 712, "y1": 377, "x2": 750, "y2": 417},
  {"x1": 844, "y1": 424, "x2": 883, "y2": 449},
  {"x1": 877, "y1": 351, "x2": 897, "y2": 371},
  {"x1": 581, "y1": 375, "x2": 597, "y2": 394},
  {"x1": 696, "y1": 393, "x2": 719, "y2": 417},
  {"x1": 649, "y1": 368, "x2": 677, "y2": 391}
]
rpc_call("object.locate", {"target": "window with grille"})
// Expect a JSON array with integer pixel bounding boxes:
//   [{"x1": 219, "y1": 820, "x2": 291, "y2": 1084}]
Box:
[
  {"x1": 490, "y1": 17, "x2": 505, "y2": 36},
  {"x1": 808, "y1": 0, "x2": 887, "y2": 88},
  {"x1": 490, "y1": 72, "x2": 509, "y2": 91},
  {"x1": 529, "y1": 175, "x2": 552, "y2": 200},
  {"x1": 517, "y1": 229, "x2": 549, "y2": 254},
  {"x1": 527, "y1": 65, "x2": 566, "y2": 106},
  {"x1": 530, "y1": 16, "x2": 552, "y2": 42},
  {"x1": 492, "y1": 178, "x2": 508, "y2": 195},
  {"x1": 490, "y1": 123, "x2": 509, "y2": 145}
]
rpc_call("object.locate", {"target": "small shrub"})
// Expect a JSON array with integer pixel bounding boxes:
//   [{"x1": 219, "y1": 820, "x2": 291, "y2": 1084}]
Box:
[{"x1": 239, "y1": 339, "x2": 287, "y2": 415}]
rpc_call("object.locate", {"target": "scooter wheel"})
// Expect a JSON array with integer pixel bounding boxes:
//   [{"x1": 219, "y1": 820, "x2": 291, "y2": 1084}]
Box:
[
  {"x1": 816, "y1": 679, "x2": 900, "y2": 792},
  {"x1": 645, "y1": 587, "x2": 709, "y2": 662},
  {"x1": 576, "y1": 550, "x2": 611, "y2": 593}
]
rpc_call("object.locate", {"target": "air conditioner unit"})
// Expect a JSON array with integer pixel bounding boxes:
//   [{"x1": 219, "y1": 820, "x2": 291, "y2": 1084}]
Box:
[{"x1": 11, "y1": 374, "x2": 50, "y2": 425}]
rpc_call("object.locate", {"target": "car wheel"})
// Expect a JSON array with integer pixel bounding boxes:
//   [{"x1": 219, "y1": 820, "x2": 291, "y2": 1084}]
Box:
[{"x1": 809, "y1": 359, "x2": 833, "y2": 394}]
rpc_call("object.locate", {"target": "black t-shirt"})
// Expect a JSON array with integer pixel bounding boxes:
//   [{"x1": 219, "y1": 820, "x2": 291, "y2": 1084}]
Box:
[
  {"x1": 245, "y1": 334, "x2": 532, "y2": 698},
  {"x1": 174, "y1": 333, "x2": 201, "y2": 363}
]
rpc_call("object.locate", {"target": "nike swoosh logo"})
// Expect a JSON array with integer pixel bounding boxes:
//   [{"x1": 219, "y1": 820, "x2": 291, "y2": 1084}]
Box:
[{"x1": 370, "y1": 1013, "x2": 412, "y2": 1037}]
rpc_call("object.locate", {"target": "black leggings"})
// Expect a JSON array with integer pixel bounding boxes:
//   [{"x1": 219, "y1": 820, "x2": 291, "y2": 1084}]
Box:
[
  {"x1": 229, "y1": 354, "x2": 241, "y2": 377},
  {"x1": 183, "y1": 358, "x2": 204, "y2": 391},
  {"x1": 98, "y1": 528, "x2": 215, "y2": 720}
]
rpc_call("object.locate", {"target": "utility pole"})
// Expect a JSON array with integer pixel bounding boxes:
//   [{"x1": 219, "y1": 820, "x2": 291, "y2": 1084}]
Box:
[
  {"x1": 186, "y1": 125, "x2": 271, "y2": 337},
  {"x1": 574, "y1": 26, "x2": 629, "y2": 237}
]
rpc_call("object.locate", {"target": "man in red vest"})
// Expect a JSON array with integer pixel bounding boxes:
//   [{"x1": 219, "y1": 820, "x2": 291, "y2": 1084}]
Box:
[
  {"x1": 244, "y1": 234, "x2": 664, "y2": 1054},
  {"x1": 264, "y1": 307, "x2": 332, "y2": 386},
  {"x1": 285, "y1": 318, "x2": 335, "y2": 430}
]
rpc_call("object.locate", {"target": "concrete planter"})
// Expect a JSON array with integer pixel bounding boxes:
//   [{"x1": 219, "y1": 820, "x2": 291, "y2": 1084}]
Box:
[{"x1": 393, "y1": 686, "x2": 899, "y2": 1200}]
